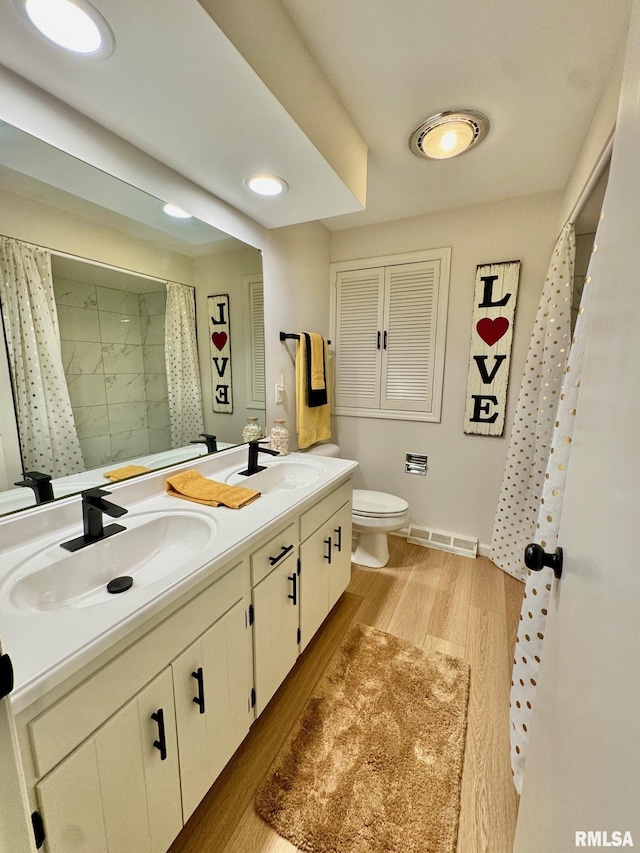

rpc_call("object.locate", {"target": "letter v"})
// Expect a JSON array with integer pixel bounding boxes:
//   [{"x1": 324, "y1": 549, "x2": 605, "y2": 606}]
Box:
[
  {"x1": 473, "y1": 354, "x2": 507, "y2": 384},
  {"x1": 212, "y1": 357, "x2": 229, "y2": 378}
]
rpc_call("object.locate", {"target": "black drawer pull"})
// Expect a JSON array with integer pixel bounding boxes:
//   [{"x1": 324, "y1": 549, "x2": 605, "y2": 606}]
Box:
[
  {"x1": 192, "y1": 667, "x2": 205, "y2": 714},
  {"x1": 287, "y1": 572, "x2": 297, "y2": 605},
  {"x1": 324, "y1": 537, "x2": 332, "y2": 564},
  {"x1": 269, "y1": 544, "x2": 294, "y2": 566},
  {"x1": 151, "y1": 709, "x2": 167, "y2": 761},
  {"x1": 334, "y1": 525, "x2": 342, "y2": 552}
]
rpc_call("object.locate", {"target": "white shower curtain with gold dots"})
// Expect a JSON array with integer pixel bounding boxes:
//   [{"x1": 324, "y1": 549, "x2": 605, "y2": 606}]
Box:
[
  {"x1": 0, "y1": 237, "x2": 83, "y2": 477},
  {"x1": 509, "y1": 219, "x2": 598, "y2": 793},
  {"x1": 490, "y1": 223, "x2": 575, "y2": 580},
  {"x1": 165, "y1": 282, "x2": 204, "y2": 448}
]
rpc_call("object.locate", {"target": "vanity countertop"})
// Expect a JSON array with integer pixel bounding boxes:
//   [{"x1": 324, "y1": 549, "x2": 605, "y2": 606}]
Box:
[{"x1": 0, "y1": 446, "x2": 357, "y2": 713}]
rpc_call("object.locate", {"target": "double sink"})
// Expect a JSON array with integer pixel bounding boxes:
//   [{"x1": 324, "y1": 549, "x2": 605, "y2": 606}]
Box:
[{"x1": 1, "y1": 457, "x2": 326, "y2": 613}]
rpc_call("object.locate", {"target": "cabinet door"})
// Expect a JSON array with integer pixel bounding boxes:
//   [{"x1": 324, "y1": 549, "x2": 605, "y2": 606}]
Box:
[
  {"x1": 327, "y1": 501, "x2": 353, "y2": 611},
  {"x1": 37, "y1": 738, "x2": 108, "y2": 853},
  {"x1": 136, "y1": 669, "x2": 183, "y2": 853},
  {"x1": 36, "y1": 669, "x2": 181, "y2": 853},
  {"x1": 334, "y1": 267, "x2": 385, "y2": 409},
  {"x1": 252, "y1": 550, "x2": 299, "y2": 715},
  {"x1": 300, "y1": 501, "x2": 353, "y2": 651},
  {"x1": 173, "y1": 598, "x2": 252, "y2": 822},
  {"x1": 299, "y1": 524, "x2": 331, "y2": 651}
]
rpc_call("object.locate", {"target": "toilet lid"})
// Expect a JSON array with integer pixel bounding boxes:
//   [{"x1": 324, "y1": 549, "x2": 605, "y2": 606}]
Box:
[{"x1": 352, "y1": 489, "x2": 409, "y2": 517}]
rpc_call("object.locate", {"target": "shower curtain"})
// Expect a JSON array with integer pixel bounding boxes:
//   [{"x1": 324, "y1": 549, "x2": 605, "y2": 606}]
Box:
[
  {"x1": 509, "y1": 220, "x2": 596, "y2": 792},
  {"x1": 165, "y1": 282, "x2": 204, "y2": 448},
  {"x1": 0, "y1": 237, "x2": 83, "y2": 478},
  {"x1": 490, "y1": 223, "x2": 575, "y2": 580}
]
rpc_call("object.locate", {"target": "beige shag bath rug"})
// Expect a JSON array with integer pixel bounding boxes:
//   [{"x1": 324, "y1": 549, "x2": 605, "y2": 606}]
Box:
[{"x1": 255, "y1": 622, "x2": 470, "y2": 853}]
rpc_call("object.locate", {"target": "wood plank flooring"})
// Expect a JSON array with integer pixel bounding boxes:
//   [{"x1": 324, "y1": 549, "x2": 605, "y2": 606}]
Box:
[{"x1": 169, "y1": 537, "x2": 524, "y2": 853}]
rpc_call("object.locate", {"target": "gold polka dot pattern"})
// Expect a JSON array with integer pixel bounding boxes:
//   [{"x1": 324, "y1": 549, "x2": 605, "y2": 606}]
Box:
[
  {"x1": 165, "y1": 283, "x2": 204, "y2": 447},
  {"x1": 491, "y1": 223, "x2": 575, "y2": 582},
  {"x1": 0, "y1": 237, "x2": 84, "y2": 477},
  {"x1": 509, "y1": 212, "x2": 600, "y2": 794}
]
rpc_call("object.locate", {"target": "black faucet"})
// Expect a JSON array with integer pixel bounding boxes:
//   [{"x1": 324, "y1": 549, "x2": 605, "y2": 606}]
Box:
[
  {"x1": 61, "y1": 488, "x2": 128, "y2": 552},
  {"x1": 191, "y1": 433, "x2": 218, "y2": 453},
  {"x1": 14, "y1": 471, "x2": 54, "y2": 505},
  {"x1": 238, "y1": 440, "x2": 280, "y2": 476}
]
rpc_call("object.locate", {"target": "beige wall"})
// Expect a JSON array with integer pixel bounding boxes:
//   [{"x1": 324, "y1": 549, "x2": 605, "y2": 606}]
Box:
[
  {"x1": 263, "y1": 221, "x2": 332, "y2": 440},
  {"x1": 193, "y1": 244, "x2": 263, "y2": 444},
  {"x1": 329, "y1": 191, "x2": 563, "y2": 548}
]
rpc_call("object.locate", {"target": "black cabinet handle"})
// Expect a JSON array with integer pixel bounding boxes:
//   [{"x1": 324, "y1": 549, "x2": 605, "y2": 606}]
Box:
[
  {"x1": 524, "y1": 543, "x2": 563, "y2": 579},
  {"x1": 383, "y1": 330, "x2": 388, "y2": 349},
  {"x1": 269, "y1": 544, "x2": 294, "y2": 566},
  {"x1": 323, "y1": 537, "x2": 332, "y2": 564},
  {"x1": 287, "y1": 572, "x2": 297, "y2": 605},
  {"x1": 151, "y1": 709, "x2": 167, "y2": 761},
  {"x1": 377, "y1": 331, "x2": 381, "y2": 350},
  {"x1": 334, "y1": 525, "x2": 342, "y2": 552},
  {"x1": 192, "y1": 667, "x2": 205, "y2": 714}
]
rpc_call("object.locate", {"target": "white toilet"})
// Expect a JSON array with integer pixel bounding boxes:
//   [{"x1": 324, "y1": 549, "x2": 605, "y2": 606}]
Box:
[{"x1": 299, "y1": 443, "x2": 409, "y2": 570}]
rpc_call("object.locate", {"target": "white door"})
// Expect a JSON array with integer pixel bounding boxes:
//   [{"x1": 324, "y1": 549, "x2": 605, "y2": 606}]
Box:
[{"x1": 514, "y1": 6, "x2": 640, "y2": 849}]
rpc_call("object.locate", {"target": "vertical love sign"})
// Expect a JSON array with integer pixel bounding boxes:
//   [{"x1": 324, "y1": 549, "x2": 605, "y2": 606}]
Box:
[
  {"x1": 208, "y1": 294, "x2": 233, "y2": 414},
  {"x1": 464, "y1": 261, "x2": 520, "y2": 436}
]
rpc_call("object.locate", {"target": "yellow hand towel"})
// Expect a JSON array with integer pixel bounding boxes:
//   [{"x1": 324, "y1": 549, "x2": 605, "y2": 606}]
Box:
[
  {"x1": 103, "y1": 465, "x2": 152, "y2": 482},
  {"x1": 296, "y1": 338, "x2": 331, "y2": 449},
  {"x1": 309, "y1": 332, "x2": 326, "y2": 391},
  {"x1": 166, "y1": 470, "x2": 260, "y2": 509}
]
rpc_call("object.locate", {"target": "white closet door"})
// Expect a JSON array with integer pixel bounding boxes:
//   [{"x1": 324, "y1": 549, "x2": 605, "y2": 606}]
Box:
[
  {"x1": 380, "y1": 260, "x2": 440, "y2": 412},
  {"x1": 334, "y1": 268, "x2": 384, "y2": 409}
]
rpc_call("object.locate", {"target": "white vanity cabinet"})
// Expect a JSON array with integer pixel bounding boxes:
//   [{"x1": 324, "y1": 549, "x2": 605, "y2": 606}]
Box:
[
  {"x1": 36, "y1": 667, "x2": 181, "y2": 853},
  {"x1": 250, "y1": 521, "x2": 300, "y2": 716},
  {"x1": 171, "y1": 597, "x2": 252, "y2": 821},
  {"x1": 299, "y1": 481, "x2": 353, "y2": 651}
]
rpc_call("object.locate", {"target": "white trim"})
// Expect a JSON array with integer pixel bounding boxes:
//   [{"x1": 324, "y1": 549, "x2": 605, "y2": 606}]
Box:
[{"x1": 567, "y1": 134, "x2": 614, "y2": 226}]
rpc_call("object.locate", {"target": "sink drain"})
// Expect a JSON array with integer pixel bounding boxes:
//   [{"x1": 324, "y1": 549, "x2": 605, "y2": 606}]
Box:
[{"x1": 107, "y1": 576, "x2": 133, "y2": 594}]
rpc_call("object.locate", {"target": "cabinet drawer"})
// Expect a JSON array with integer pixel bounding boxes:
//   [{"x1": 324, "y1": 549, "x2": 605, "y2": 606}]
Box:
[
  {"x1": 250, "y1": 521, "x2": 299, "y2": 586},
  {"x1": 300, "y1": 479, "x2": 352, "y2": 542},
  {"x1": 29, "y1": 560, "x2": 248, "y2": 780}
]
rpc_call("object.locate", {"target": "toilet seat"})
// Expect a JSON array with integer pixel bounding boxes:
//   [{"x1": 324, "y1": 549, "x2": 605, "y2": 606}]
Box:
[{"x1": 352, "y1": 489, "x2": 409, "y2": 518}]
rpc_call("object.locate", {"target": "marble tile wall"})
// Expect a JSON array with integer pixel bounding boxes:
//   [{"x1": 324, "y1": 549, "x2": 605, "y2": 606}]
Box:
[{"x1": 55, "y1": 279, "x2": 170, "y2": 470}]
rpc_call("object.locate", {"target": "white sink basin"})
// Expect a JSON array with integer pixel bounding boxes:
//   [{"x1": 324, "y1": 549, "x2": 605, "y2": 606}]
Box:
[
  {"x1": 225, "y1": 458, "x2": 326, "y2": 494},
  {"x1": 3, "y1": 510, "x2": 217, "y2": 612}
]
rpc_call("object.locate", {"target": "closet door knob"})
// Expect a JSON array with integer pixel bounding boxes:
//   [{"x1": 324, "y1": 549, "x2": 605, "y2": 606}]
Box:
[{"x1": 524, "y1": 543, "x2": 563, "y2": 579}]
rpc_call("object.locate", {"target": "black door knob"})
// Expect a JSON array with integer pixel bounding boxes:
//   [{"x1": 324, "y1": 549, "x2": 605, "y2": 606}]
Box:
[{"x1": 524, "y1": 543, "x2": 563, "y2": 579}]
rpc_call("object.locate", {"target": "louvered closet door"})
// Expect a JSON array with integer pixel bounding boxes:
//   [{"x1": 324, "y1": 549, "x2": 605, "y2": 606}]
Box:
[
  {"x1": 334, "y1": 268, "x2": 385, "y2": 409},
  {"x1": 248, "y1": 277, "x2": 265, "y2": 405},
  {"x1": 380, "y1": 260, "x2": 440, "y2": 412}
]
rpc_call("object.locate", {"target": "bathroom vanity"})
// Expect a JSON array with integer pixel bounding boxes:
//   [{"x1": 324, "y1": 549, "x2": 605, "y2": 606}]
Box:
[{"x1": 0, "y1": 445, "x2": 356, "y2": 853}]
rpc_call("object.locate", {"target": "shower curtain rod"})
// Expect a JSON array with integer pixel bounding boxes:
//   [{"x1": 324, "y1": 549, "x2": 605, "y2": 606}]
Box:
[{"x1": 567, "y1": 134, "x2": 614, "y2": 227}]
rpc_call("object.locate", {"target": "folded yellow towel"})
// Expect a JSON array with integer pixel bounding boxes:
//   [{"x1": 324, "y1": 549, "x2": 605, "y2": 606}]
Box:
[
  {"x1": 309, "y1": 332, "x2": 326, "y2": 391},
  {"x1": 296, "y1": 338, "x2": 331, "y2": 449},
  {"x1": 166, "y1": 470, "x2": 260, "y2": 509},
  {"x1": 103, "y1": 464, "x2": 152, "y2": 482}
]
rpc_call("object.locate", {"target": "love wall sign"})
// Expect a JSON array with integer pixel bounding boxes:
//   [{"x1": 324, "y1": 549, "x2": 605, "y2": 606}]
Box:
[
  {"x1": 208, "y1": 294, "x2": 233, "y2": 414},
  {"x1": 464, "y1": 261, "x2": 520, "y2": 436}
]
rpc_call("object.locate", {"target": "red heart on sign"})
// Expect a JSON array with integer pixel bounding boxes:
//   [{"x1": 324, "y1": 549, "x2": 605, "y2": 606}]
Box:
[
  {"x1": 477, "y1": 317, "x2": 509, "y2": 346},
  {"x1": 211, "y1": 331, "x2": 228, "y2": 351}
]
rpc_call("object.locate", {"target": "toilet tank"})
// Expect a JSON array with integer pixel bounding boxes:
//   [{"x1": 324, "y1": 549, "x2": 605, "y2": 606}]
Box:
[{"x1": 299, "y1": 442, "x2": 340, "y2": 457}]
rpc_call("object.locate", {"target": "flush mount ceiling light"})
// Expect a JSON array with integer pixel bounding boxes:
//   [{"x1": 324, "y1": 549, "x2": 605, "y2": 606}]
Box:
[
  {"x1": 19, "y1": 0, "x2": 114, "y2": 57},
  {"x1": 409, "y1": 110, "x2": 490, "y2": 160},
  {"x1": 244, "y1": 175, "x2": 288, "y2": 197},
  {"x1": 162, "y1": 203, "x2": 192, "y2": 219}
]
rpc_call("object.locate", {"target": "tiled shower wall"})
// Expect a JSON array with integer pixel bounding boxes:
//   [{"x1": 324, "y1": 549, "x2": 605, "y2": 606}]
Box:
[{"x1": 54, "y1": 278, "x2": 171, "y2": 470}]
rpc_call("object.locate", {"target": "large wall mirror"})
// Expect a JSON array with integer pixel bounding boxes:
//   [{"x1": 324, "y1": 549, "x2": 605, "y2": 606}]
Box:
[{"x1": 0, "y1": 120, "x2": 265, "y2": 516}]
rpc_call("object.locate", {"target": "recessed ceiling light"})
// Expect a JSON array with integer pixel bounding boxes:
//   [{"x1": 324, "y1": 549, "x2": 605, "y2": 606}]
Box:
[
  {"x1": 244, "y1": 175, "x2": 288, "y2": 197},
  {"x1": 19, "y1": 0, "x2": 114, "y2": 57},
  {"x1": 409, "y1": 110, "x2": 490, "y2": 160},
  {"x1": 162, "y1": 203, "x2": 192, "y2": 219}
]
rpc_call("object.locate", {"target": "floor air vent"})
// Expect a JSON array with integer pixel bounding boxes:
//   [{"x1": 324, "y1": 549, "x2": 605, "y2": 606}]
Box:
[{"x1": 407, "y1": 525, "x2": 478, "y2": 558}]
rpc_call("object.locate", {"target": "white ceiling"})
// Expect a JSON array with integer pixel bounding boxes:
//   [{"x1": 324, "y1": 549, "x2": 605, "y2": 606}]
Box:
[
  {"x1": 277, "y1": 0, "x2": 632, "y2": 229},
  {"x1": 0, "y1": 0, "x2": 633, "y2": 233}
]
